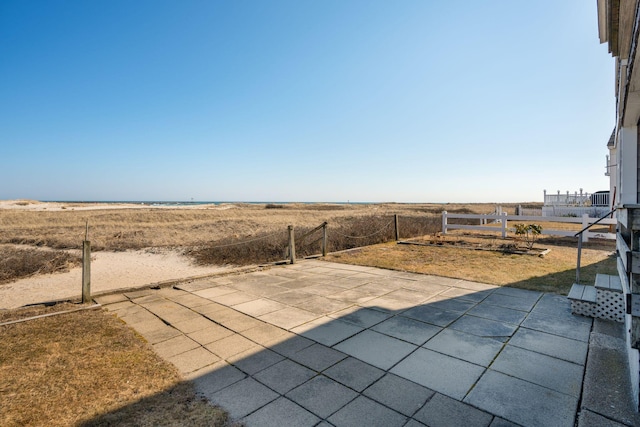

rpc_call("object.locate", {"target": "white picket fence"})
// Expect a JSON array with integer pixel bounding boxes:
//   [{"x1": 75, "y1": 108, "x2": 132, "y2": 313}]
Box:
[{"x1": 442, "y1": 211, "x2": 616, "y2": 242}]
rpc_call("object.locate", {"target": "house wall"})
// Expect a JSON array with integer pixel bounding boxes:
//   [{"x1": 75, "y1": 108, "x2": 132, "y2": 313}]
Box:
[{"x1": 618, "y1": 126, "x2": 638, "y2": 205}]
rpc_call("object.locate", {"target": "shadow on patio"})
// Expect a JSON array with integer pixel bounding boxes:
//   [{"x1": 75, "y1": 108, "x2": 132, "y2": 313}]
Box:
[{"x1": 86, "y1": 260, "x2": 598, "y2": 427}]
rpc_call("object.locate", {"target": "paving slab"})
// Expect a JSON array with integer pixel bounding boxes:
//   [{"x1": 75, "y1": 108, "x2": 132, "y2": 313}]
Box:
[
  {"x1": 328, "y1": 288, "x2": 380, "y2": 304},
  {"x1": 577, "y1": 409, "x2": 631, "y2": 427},
  {"x1": 327, "y1": 396, "x2": 407, "y2": 427},
  {"x1": 253, "y1": 359, "x2": 317, "y2": 394},
  {"x1": 194, "y1": 286, "x2": 238, "y2": 299},
  {"x1": 466, "y1": 303, "x2": 527, "y2": 325},
  {"x1": 453, "y1": 279, "x2": 498, "y2": 291},
  {"x1": 242, "y1": 397, "x2": 321, "y2": 427},
  {"x1": 188, "y1": 360, "x2": 246, "y2": 393},
  {"x1": 508, "y1": 327, "x2": 588, "y2": 365},
  {"x1": 212, "y1": 310, "x2": 265, "y2": 332},
  {"x1": 372, "y1": 316, "x2": 441, "y2": 345},
  {"x1": 228, "y1": 346, "x2": 284, "y2": 375},
  {"x1": 210, "y1": 291, "x2": 260, "y2": 306},
  {"x1": 391, "y1": 348, "x2": 484, "y2": 400},
  {"x1": 493, "y1": 286, "x2": 542, "y2": 302},
  {"x1": 171, "y1": 293, "x2": 215, "y2": 308},
  {"x1": 192, "y1": 301, "x2": 228, "y2": 316},
  {"x1": 291, "y1": 317, "x2": 363, "y2": 346},
  {"x1": 204, "y1": 334, "x2": 257, "y2": 359},
  {"x1": 439, "y1": 287, "x2": 493, "y2": 303},
  {"x1": 401, "y1": 305, "x2": 463, "y2": 327},
  {"x1": 363, "y1": 373, "x2": 434, "y2": 417},
  {"x1": 152, "y1": 334, "x2": 200, "y2": 358},
  {"x1": 491, "y1": 345, "x2": 584, "y2": 397},
  {"x1": 167, "y1": 346, "x2": 220, "y2": 374},
  {"x1": 449, "y1": 315, "x2": 517, "y2": 339},
  {"x1": 323, "y1": 357, "x2": 385, "y2": 392},
  {"x1": 209, "y1": 377, "x2": 279, "y2": 420},
  {"x1": 303, "y1": 283, "x2": 351, "y2": 296},
  {"x1": 136, "y1": 325, "x2": 183, "y2": 344},
  {"x1": 258, "y1": 306, "x2": 319, "y2": 330},
  {"x1": 414, "y1": 393, "x2": 493, "y2": 427},
  {"x1": 268, "y1": 290, "x2": 317, "y2": 305},
  {"x1": 530, "y1": 293, "x2": 582, "y2": 319},
  {"x1": 286, "y1": 375, "x2": 358, "y2": 419},
  {"x1": 522, "y1": 311, "x2": 592, "y2": 342},
  {"x1": 427, "y1": 297, "x2": 477, "y2": 313},
  {"x1": 187, "y1": 324, "x2": 234, "y2": 345},
  {"x1": 359, "y1": 296, "x2": 416, "y2": 312},
  {"x1": 374, "y1": 288, "x2": 428, "y2": 303},
  {"x1": 292, "y1": 295, "x2": 353, "y2": 314},
  {"x1": 241, "y1": 322, "x2": 289, "y2": 345},
  {"x1": 289, "y1": 343, "x2": 347, "y2": 371},
  {"x1": 335, "y1": 330, "x2": 417, "y2": 370},
  {"x1": 464, "y1": 370, "x2": 578, "y2": 427},
  {"x1": 423, "y1": 328, "x2": 504, "y2": 367},
  {"x1": 482, "y1": 293, "x2": 536, "y2": 312},
  {"x1": 233, "y1": 298, "x2": 287, "y2": 316},
  {"x1": 330, "y1": 306, "x2": 392, "y2": 328},
  {"x1": 266, "y1": 333, "x2": 315, "y2": 357},
  {"x1": 171, "y1": 316, "x2": 218, "y2": 334},
  {"x1": 489, "y1": 417, "x2": 520, "y2": 427}
]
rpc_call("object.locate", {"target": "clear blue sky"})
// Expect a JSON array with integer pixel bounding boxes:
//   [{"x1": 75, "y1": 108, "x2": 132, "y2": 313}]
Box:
[{"x1": 0, "y1": 0, "x2": 614, "y2": 203}]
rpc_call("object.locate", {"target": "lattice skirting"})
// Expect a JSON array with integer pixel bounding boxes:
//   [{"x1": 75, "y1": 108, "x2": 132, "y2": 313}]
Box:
[
  {"x1": 572, "y1": 300, "x2": 596, "y2": 318},
  {"x1": 595, "y1": 289, "x2": 625, "y2": 322}
]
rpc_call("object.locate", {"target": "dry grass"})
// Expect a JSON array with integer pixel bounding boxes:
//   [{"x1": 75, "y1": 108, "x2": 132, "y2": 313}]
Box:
[
  {"x1": 0, "y1": 202, "x2": 530, "y2": 252},
  {"x1": 0, "y1": 245, "x2": 82, "y2": 284},
  {"x1": 0, "y1": 307, "x2": 233, "y2": 427},
  {"x1": 325, "y1": 232, "x2": 617, "y2": 294}
]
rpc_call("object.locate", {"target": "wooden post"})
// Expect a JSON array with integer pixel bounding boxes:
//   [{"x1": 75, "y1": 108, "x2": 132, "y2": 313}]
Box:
[
  {"x1": 582, "y1": 214, "x2": 590, "y2": 243},
  {"x1": 82, "y1": 240, "x2": 91, "y2": 303},
  {"x1": 288, "y1": 225, "x2": 296, "y2": 264},
  {"x1": 322, "y1": 222, "x2": 327, "y2": 257},
  {"x1": 394, "y1": 215, "x2": 399, "y2": 241},
  {"x1": 501, "y1": 212, "x2": 508, "y2": 238},
  {"x1": 442, "y1": 211, "x2": 448, "y2": 234}
]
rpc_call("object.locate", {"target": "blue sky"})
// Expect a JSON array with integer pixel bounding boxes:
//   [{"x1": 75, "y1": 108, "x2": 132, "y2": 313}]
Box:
[{"x1": 0, "y1": 1, "x2": 614, "y2": 203}]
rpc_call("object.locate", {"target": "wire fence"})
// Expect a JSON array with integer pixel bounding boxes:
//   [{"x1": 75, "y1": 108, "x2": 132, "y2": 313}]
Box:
[{"x1": 189, "y1": 214, "x2": 441, "y2": 266}]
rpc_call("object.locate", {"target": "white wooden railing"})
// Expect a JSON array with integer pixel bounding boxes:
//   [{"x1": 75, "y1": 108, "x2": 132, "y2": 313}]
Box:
[{"x1": 442, "y1": 211, "x2": 616, "y2": 242}]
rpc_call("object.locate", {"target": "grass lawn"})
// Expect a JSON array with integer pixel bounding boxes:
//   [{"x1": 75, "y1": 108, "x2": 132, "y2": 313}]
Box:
[
  {"x1": 325, "y1": 234, "x2": 617, "y2": 295},
  {"x1": 0, "y1": 305, "x2": 234, "y2": 427}
]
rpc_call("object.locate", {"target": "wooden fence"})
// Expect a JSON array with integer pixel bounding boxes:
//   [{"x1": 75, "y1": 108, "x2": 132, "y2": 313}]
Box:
[{"x1": 442, "y1": 211, "x2": 616, "y2": 242}]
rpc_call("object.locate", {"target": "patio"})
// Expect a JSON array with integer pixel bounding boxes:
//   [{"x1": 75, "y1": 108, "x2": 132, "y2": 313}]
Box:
[{"x1": 97, "y1": 260, "x2": 609, "y2": 426}]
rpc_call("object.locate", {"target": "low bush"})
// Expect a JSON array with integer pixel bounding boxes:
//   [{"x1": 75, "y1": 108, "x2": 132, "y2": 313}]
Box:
[{"x1": 0, "y1": 246, "x2": 82, "y2": 283}]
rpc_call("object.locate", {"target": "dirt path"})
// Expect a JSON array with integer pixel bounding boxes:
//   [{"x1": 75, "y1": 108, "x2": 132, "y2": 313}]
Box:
[{"x1": 0, "y1": 249, "x2": 230, "y2": 310}]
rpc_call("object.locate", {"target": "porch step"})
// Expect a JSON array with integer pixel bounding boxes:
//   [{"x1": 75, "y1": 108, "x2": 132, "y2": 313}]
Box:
[
  {"x1": 569, "y1": 274, "x2": 625, "y2": 322},
  {"x1": 569, "y1": 284, "x2": 597, "y2": 318}
]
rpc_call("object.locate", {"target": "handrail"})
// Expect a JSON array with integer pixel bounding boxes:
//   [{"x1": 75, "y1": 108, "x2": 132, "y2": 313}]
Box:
[
  {"x1": 574, "y1": 208, "x2": 616, "y2": 283},
  {"x1": 574, "y1": 208, "x2": 617, "y2": 237}
]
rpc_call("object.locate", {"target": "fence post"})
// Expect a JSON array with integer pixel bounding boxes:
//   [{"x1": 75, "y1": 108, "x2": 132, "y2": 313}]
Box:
[
  {"x1": 322, "y1": 222, "x2": 327, "y2": 257},
  {"x1": 442, "y1": 211, "x2": 448, "y2": 235},
  {"x1": 394, "y1": 215, "x2": 399, "y2": 241},
  {"x1": 288, "y1": 225, "x2": 296, "y2": 264},
  {"x1": 82, "y1": 240, "x2": 91, "y2": 303},
  {"x1": 501, "y1": 212, "x2": 508, "y2": 238},
  {"x1": 582, "y1": 214, "x2": 590, "y2": 243}
]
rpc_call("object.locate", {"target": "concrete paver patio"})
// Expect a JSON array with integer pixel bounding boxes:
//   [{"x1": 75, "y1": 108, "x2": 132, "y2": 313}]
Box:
[{"x1": 98, "y1": 260, "x2": 598, "y2": 426}]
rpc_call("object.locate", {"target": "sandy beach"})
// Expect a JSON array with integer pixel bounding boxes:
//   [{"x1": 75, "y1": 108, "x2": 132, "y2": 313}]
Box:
[{"x1": 0, "y1": 249, "x2": 232, "y2": 310}]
